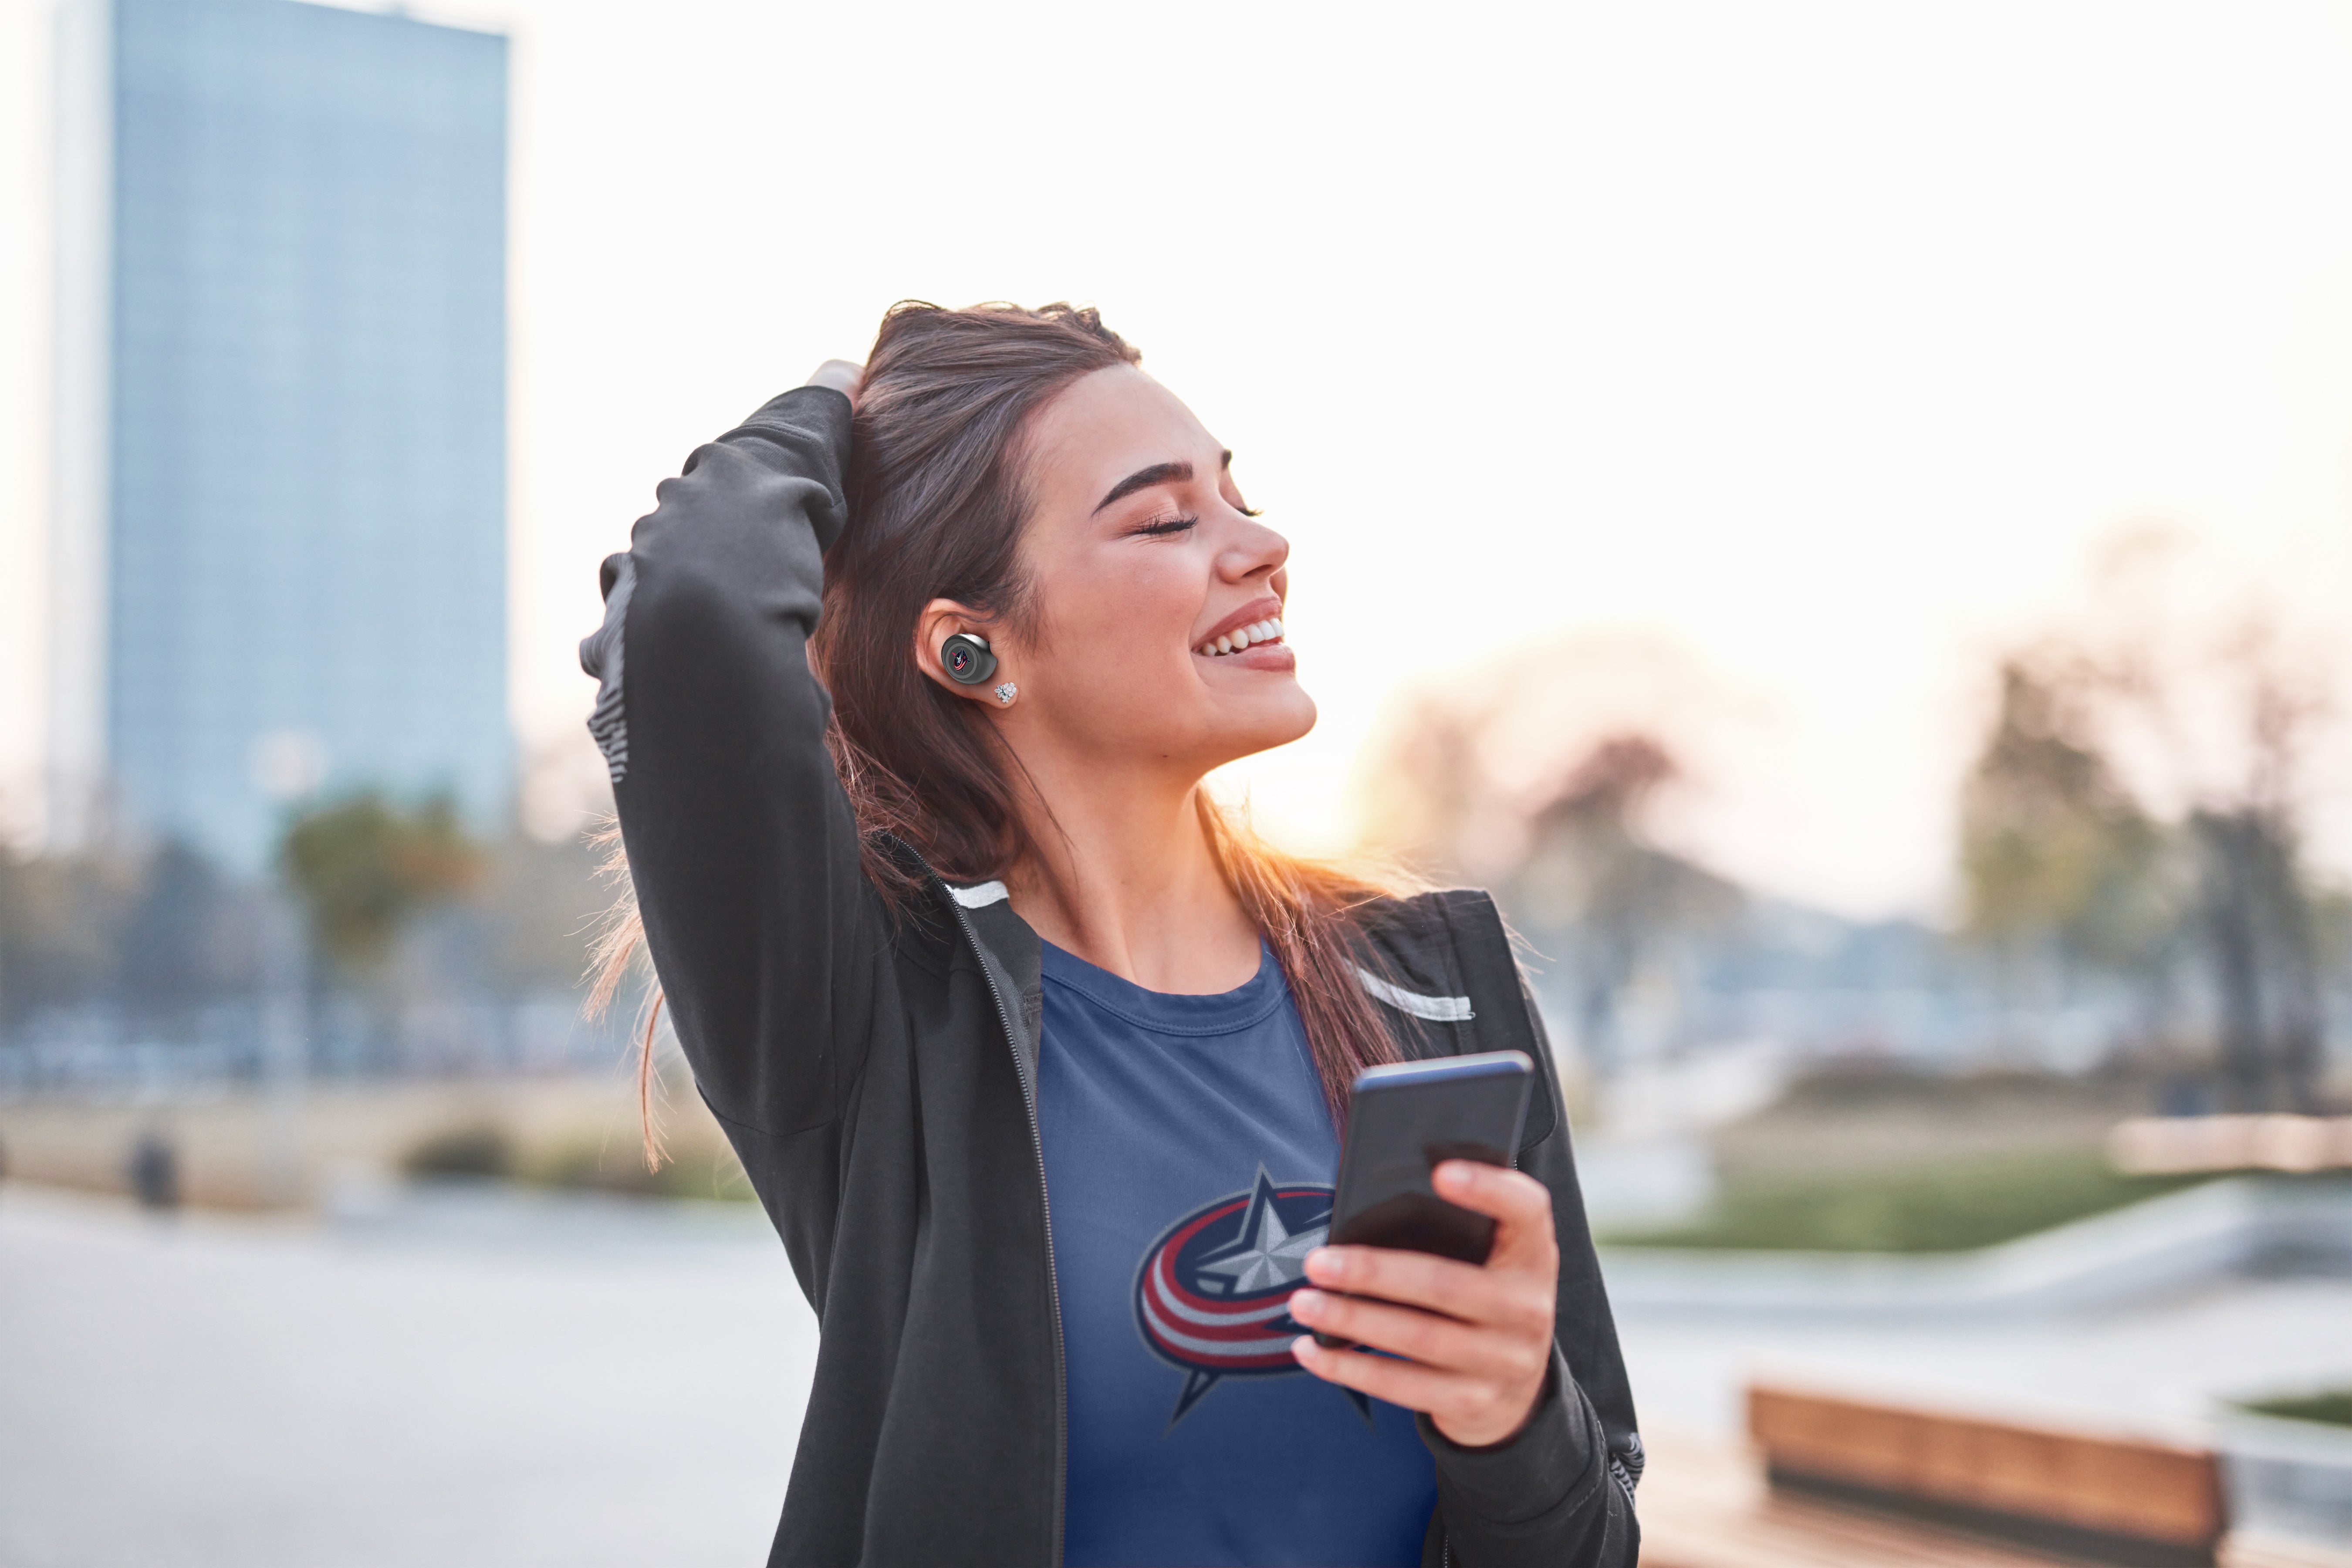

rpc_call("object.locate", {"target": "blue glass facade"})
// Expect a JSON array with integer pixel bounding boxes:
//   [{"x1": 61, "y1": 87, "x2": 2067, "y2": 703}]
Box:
[{"x1": 103, "y1": 0, "x2": 507, "y2": 871}]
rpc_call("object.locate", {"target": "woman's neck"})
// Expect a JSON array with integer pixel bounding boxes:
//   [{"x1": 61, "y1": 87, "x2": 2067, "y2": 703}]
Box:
[{"x1": 1000, "y1": 760, "x2": 1261, "y2": 996}]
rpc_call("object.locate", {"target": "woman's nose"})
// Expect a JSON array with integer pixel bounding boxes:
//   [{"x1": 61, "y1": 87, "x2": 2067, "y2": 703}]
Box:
[{"x1": 1221, "y1": 514, "x2": 1290, "y2": 581}]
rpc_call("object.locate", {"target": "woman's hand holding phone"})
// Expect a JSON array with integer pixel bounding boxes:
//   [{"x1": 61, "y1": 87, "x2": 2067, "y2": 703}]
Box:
[{"x1": 1286, "y1": 1159, "x2": 1559, "y2": 1449}]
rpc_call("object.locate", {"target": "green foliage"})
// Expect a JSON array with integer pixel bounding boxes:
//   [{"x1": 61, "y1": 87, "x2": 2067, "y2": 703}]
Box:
[
  {"x1": 392, "y1": 1123, "x2": 754, "y2": 1200},
  {"x1": 2242, "y1": 1391, "x2": 2352, "y2": 1430},
  {"x1": 280, "y1": 795, "x2": 485, "y2": 978},
  {"x1": 1771, "y1": 1060, "x2": 2089, "y2": 1111},
  {"x1": 524, "y1": 1134, "x2": 756, "y2": 1202},
  {"x1": 1603, "y1": 1147, "x2": 2209, "y2": 1254},
  {"x1": 400, "y1": 1124, "x2": 513, "y2": 1178}
]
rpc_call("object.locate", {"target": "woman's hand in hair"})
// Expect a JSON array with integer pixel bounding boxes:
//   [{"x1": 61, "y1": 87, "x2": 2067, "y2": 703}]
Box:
[
  {"x1": 1288, "y1": 1162, "x2": 1559, "y2": 1449},
  {"x1": 804, "y1": 358, "x2": 865, "y2": 406}
]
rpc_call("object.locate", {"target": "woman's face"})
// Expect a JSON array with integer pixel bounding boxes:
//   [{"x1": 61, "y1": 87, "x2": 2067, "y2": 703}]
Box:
[{"x1": 967, "y1": 363, "x2": 1315, "y2": 779}]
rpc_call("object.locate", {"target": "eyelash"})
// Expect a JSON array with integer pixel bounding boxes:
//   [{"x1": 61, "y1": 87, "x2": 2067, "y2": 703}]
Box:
[{"x1": 1127, "y1": 500, "x2": 1263, "y2": 537}]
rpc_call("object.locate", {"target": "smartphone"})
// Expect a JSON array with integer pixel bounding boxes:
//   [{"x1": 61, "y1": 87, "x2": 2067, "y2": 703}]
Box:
[{"x1": 1311, "y1": 1050, "x2": 1535, "y2": 1348}]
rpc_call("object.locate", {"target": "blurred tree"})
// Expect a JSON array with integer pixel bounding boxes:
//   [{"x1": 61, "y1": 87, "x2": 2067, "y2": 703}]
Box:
[
  {"x1": 2190, "y1": 807, "x2": 2322, "y2": 1110},
  {"x1": 2, "y1": 802, "x2": 605, "y2": 1075},
  {"x1": 2176, "y1": 645, "x2": 2332, "y2": 1111},
  {"x1": 1960, "y1": 656, "x2": 2176, "y2": 978},
  {"x1": 0, "y1": 848, "x2": 138, "y2": 1031},
  {"x1": 1504, "y1": 736, "x2": 1743, "y2": 1073},
  {"x1": 113, "y1": 841, "x2": 262, "y2": 1026},
  {"x1": 1355, "y1": 658, "x2": 1747, "y2": 1074},
  {"x1": 280, "y1": 795, "x2": 485, "y2": 981},
  {"x1": 1963, "y1": 594, "x2": 2339, "y2": 1109}
]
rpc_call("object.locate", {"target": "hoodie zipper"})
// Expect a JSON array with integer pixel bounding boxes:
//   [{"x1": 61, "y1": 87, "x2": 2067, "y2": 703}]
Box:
[{"x1": 937, "y1": 879, "x2": 1069, "y2": 1568}]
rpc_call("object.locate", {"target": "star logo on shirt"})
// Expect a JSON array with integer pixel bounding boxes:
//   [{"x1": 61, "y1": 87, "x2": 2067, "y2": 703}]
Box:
[
  {"x1": 1134, "y1": 1167, "x2": 1370, "y2": 1426},
  {"x1": 1195, "y1": 1176, "x2": 1326, "y2": 1294}
]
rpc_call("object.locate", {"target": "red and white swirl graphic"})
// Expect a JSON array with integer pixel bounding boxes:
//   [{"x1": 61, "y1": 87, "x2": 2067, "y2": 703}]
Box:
[{"x1": 1133, "y1": 1167, "x2": 1342, "y2": 1424}]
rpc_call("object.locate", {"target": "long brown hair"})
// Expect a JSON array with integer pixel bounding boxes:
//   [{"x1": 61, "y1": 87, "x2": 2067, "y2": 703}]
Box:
[{"x1": 593, "y1": 302, "x2": 1411, "y2": 1160}]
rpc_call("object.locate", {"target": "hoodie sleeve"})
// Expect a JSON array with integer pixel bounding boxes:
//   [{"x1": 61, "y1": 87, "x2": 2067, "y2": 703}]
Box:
[
  {"x1": 1416, "y1": 1348, "x2": 1639, "y2": 1567},
  {"x1": 580, "y1": 385, "x2": 885, "y2": 1140}
]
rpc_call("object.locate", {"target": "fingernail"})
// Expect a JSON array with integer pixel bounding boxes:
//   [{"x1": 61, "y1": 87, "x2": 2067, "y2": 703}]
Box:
[
  {"x1": 1290, "y1": 1289, "x2": 1324, "y2": 1319},
  {"x1": 1291, "y1": 1336, "x2": 1315, "y2": 1361},
  {"x1": 1307, "y1": 1249, "x2": 1344, "y2": 1283}
]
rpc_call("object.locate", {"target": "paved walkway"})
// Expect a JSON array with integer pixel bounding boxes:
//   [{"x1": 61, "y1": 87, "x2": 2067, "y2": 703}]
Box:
[
  {"x1": 6, "y1": 1181, "x2": 2350, "y2": 1565},
  {"x1": 0, "y1": 1186, "x2": 813, "y2": 1568}
]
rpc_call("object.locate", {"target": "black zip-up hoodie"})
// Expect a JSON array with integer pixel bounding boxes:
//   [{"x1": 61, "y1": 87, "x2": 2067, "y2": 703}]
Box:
[{"x1": 582, "y1": 385, "x2": 1643, "y2": 1566}]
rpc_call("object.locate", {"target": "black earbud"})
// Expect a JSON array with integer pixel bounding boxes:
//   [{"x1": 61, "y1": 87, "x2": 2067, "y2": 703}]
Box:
[{"x1": 939, "y1": 632, "x2": 998, "y2": 686}]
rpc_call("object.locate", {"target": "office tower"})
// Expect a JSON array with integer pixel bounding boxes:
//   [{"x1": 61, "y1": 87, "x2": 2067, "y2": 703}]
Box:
[{"x1": 51, "y1": 0, "x2": 509, "y2": 872}]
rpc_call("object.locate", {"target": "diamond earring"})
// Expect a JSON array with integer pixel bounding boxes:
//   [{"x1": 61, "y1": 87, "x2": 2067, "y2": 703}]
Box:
[{"x1": 993, "y1": 682, "x2": 1018, "y2": 707}]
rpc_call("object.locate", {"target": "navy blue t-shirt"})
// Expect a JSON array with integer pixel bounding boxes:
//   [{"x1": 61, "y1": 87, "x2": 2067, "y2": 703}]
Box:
[{"x1": 1036, "y1": 939, "x2": 1438, "y2": 1568}]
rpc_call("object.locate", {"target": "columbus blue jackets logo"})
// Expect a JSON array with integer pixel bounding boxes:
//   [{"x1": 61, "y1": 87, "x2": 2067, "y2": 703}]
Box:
[{"x1": 1134, "y1": 1167, "x2": 1370, "y2": 1426}]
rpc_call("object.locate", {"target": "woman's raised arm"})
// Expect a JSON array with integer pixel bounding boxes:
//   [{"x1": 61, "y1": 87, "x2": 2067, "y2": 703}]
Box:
[{"x1": 580, "y1": 375, "x2": 883, "y2": 1141}]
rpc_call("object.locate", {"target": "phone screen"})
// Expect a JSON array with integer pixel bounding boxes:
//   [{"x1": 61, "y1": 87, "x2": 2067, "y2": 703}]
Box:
[{"x1": 1312, "y1": 1050, "x2": 1534, "y2": 1348}]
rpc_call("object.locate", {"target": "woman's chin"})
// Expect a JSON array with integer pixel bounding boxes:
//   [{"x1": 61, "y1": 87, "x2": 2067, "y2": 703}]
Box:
[{"x1": 1217, "y1": 684, "x2": 1317, "y2": 758}]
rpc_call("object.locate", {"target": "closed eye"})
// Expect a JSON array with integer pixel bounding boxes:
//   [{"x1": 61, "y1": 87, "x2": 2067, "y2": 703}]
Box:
[{"x1": 1129, "y1": 513, "x2": 1199, "y2": 538}]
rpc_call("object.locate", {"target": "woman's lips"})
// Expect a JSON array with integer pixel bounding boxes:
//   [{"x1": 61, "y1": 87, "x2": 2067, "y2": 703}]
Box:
[{"x1": 1203, "y1": 640, "x2": 1295, "y2": 672}]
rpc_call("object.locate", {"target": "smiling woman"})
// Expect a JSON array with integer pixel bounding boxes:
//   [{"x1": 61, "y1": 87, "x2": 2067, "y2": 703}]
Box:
[{"x1": 580, "y1": 301, "x2": 1639, "y2": 1567}]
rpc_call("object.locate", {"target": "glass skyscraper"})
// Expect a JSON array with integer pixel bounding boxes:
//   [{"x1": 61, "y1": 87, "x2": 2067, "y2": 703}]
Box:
[{"x1": 51, "y1": 0, "x2": 509, "y2": 873}]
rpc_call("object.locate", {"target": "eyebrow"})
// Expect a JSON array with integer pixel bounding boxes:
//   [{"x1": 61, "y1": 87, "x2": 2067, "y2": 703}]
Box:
[
  {"x1": 1089, "y1": 451, "x2": 1236, "y2": 516},
  {"x1": 1092, "y1": 460, "x2": 1190, "y2": 516}
]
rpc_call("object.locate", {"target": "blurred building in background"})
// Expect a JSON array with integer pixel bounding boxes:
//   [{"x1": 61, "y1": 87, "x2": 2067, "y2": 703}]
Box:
[
  {"x1": 0, "y1": 0, "x2": 593, "y2": 1098},
  {"x1": 50, "y1": 0, "x2": 510, "y2": 873}
]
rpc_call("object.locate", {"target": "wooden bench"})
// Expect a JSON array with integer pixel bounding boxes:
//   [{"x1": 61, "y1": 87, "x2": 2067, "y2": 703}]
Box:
[
  {"x1": 1639, "y1": 1420, "x2": 2352, "y2": 1568},
  {"x1": 1744, "y1": 1384, "x2": 2225, "y2": 1566}
]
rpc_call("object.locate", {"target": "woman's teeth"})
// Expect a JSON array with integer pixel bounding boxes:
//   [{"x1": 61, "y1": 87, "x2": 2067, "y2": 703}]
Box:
[{"x1": 1196, "y1": 618, "x2": 1285, "y2": 657}]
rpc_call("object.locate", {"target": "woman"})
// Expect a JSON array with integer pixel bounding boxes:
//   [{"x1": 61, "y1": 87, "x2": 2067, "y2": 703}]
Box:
[{"x1": 582, "y1": 302, "x2": 1641, "y2": 1567}]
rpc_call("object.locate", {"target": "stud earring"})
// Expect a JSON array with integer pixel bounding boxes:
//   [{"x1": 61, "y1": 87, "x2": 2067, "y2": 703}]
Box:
[{"x1": 993, "y1": 682, "x2": 1018, "y2": 707}]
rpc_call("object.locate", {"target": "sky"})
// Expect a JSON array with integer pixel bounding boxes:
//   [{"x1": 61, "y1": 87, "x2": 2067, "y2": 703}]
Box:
[{"x1": 3, "y1": 0, "x2": 2350, "y2": 919}]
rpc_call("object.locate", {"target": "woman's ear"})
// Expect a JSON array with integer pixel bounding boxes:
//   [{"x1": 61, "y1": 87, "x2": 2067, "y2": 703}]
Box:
[{"x1": 914, "y1": 599, "x2": 1011, "y2": 704}]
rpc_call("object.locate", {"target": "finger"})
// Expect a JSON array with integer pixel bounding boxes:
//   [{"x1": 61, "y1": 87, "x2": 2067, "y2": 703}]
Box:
[
  {"x1": 1298, "y1": 1255, "x2": 1551, "y2": 1351},
  {"x1": 1305, "y1": 1245, "x2": 1518, "y2": 1325},
  {"x1": 1291, "y1": 1334, "x2": 1462, "y2": 1411},
  {"x1": 1288, "y1": 1289, "x2": 1530, "y2": 1383},
  {"x1": 1305, "y1": 1244, "x2": 1481, "y2": 1306},
  {"x1": 1432, "y1": 1162, "x2": 1558, "y2": 1266},
  {"x1": 1431, "y1": 1162, "x2": 1550, "y2": 1227},
  {"x1": 1305, "y1": 1243, "x2": 1554, "y2": 1340}
]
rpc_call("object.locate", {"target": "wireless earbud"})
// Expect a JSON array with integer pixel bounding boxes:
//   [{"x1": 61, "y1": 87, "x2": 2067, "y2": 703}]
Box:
[{"x1": 939, "y1": 632, "x2": 998, "y2": 686}]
